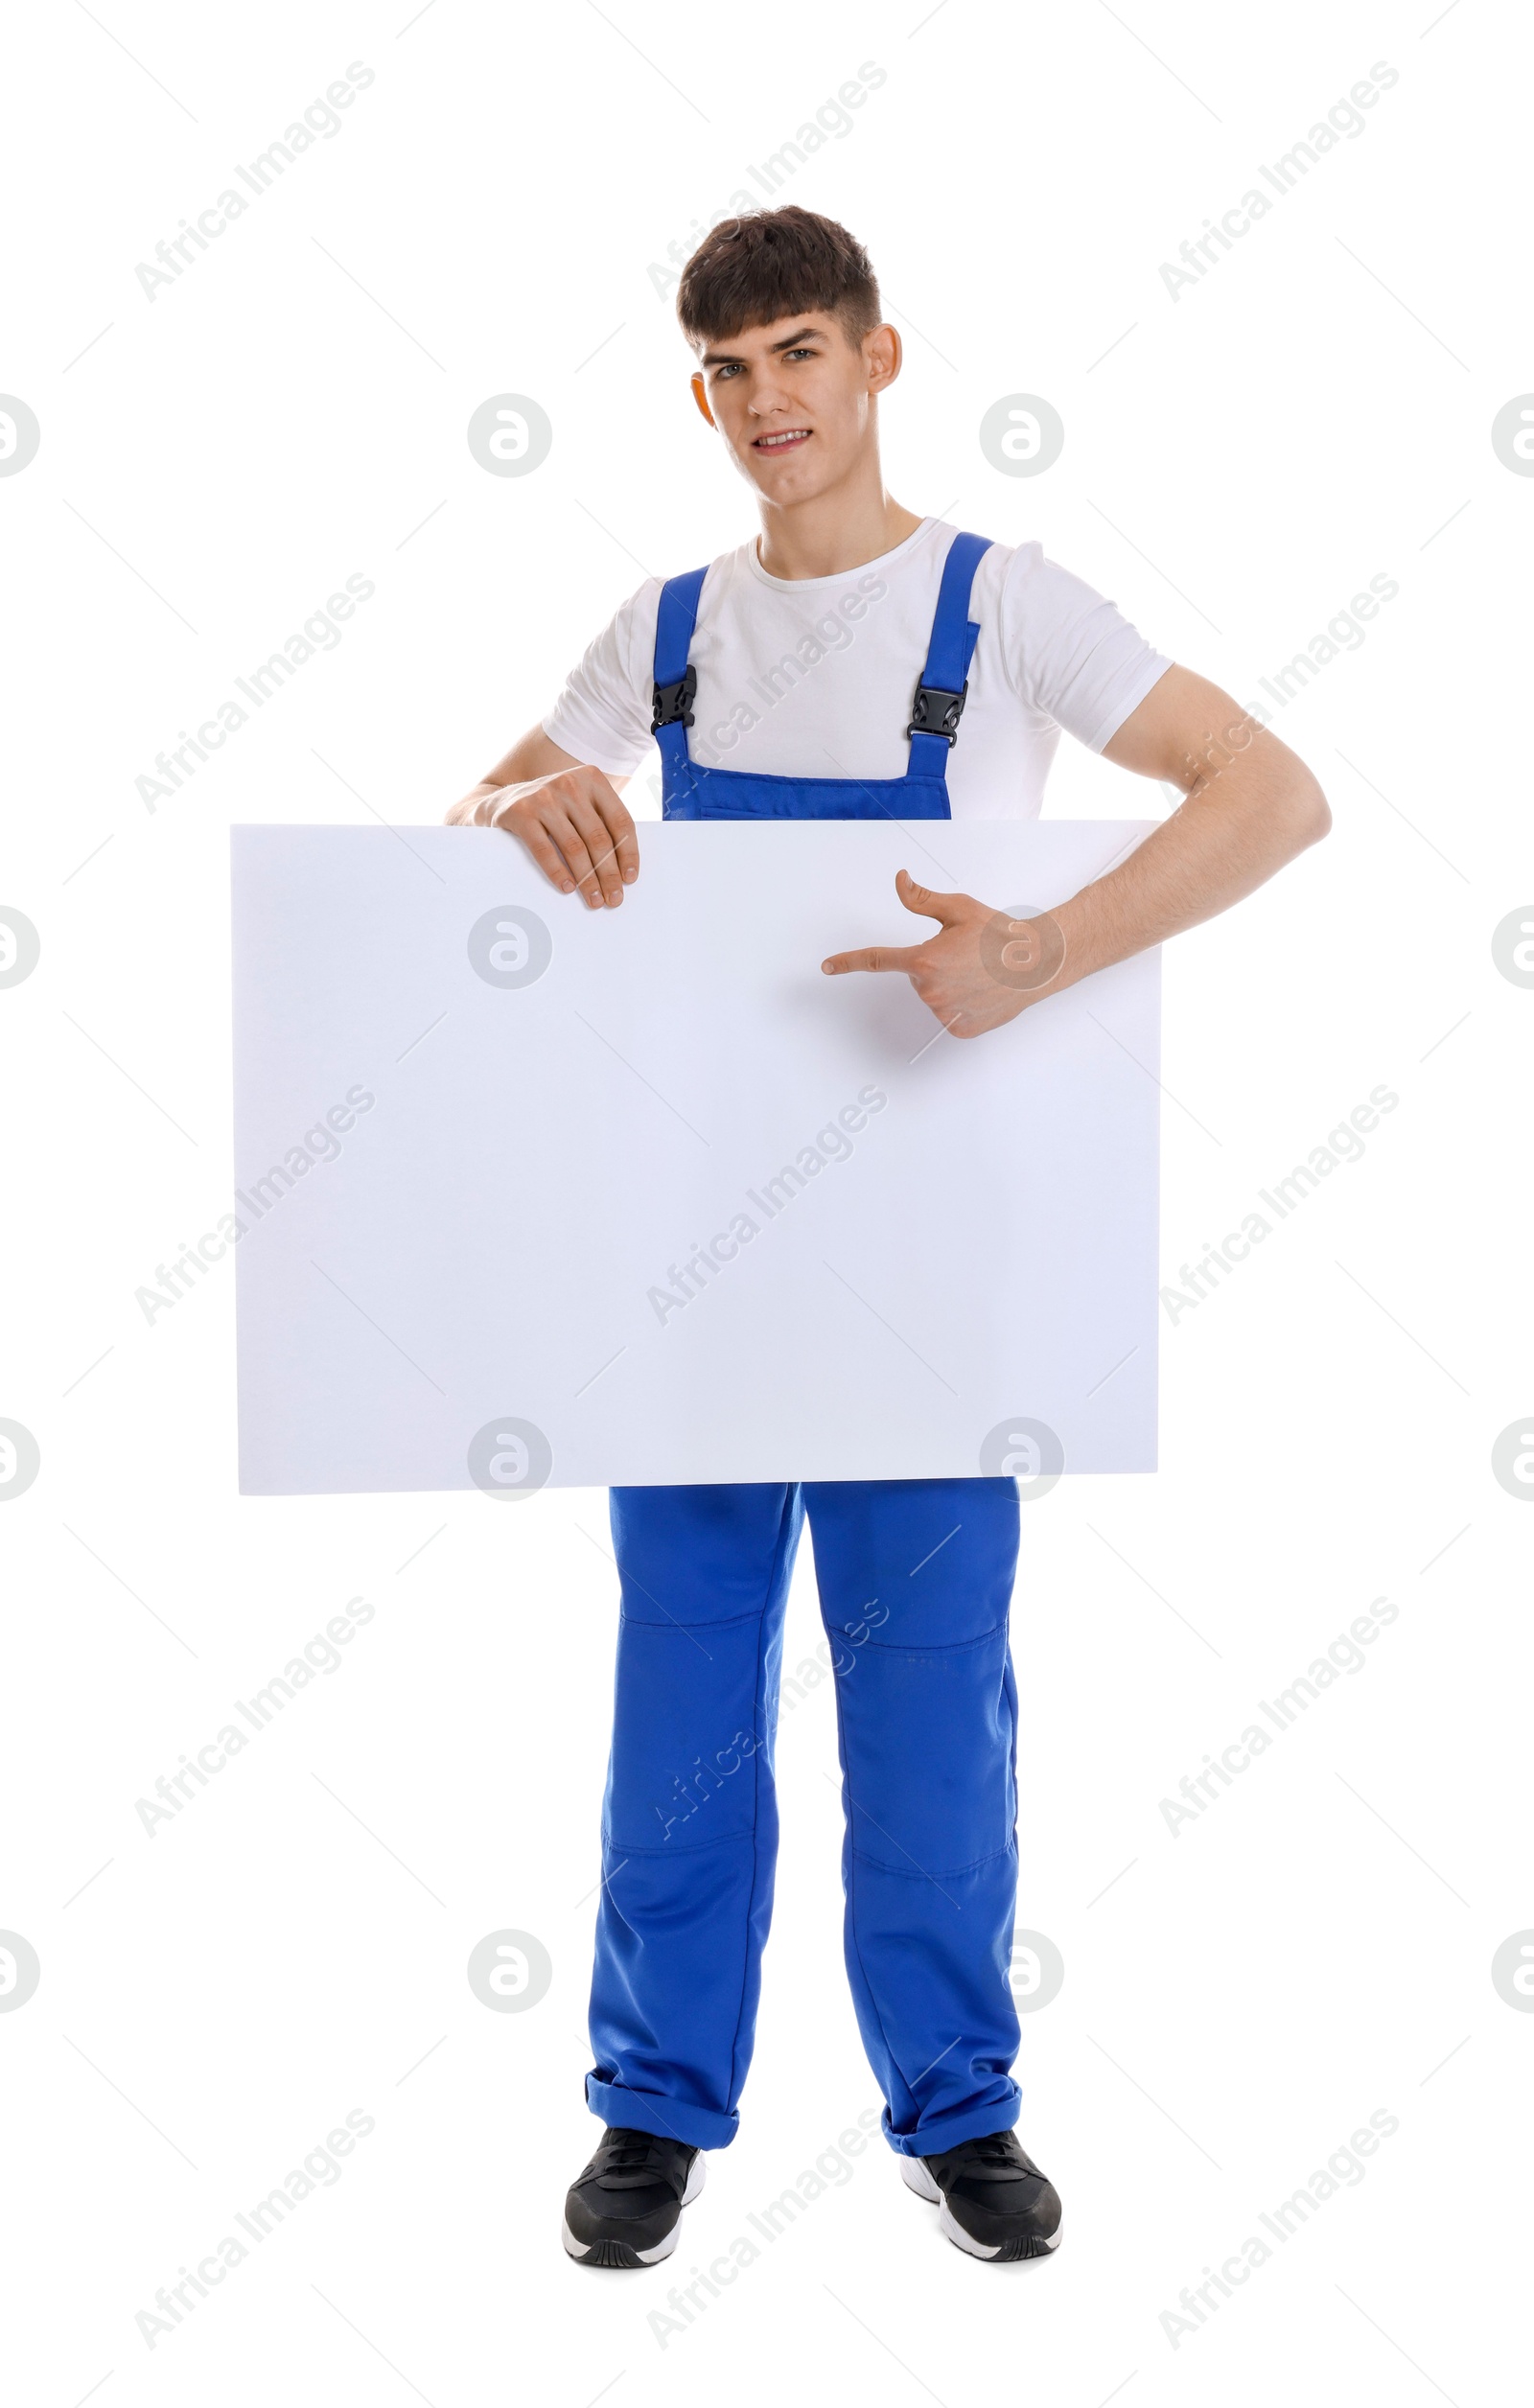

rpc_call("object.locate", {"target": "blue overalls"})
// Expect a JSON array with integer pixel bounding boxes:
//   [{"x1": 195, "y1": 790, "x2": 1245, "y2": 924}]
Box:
[{"x1": 586, "y1": 529, "x2": 1025, "y2": 2159}]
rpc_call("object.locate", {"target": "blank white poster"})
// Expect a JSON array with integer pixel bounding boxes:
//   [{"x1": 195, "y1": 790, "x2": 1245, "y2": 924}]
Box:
[{"x1": 230, "y1": 821, "x2": 1159, "y2": 1493}]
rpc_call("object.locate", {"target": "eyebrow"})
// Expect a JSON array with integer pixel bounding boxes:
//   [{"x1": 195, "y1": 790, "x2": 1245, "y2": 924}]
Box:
[{"x1": 700, "y1": 326, "x2": 820, "y2": 368}]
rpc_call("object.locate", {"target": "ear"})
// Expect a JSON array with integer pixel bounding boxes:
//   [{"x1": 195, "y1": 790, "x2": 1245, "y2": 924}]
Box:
[
  {"x1": 864, "y1": 322, "x2": 902, "y2": 394},
  {"x1": 690, "y1": 372, "x2": 716, "y2": 428}
]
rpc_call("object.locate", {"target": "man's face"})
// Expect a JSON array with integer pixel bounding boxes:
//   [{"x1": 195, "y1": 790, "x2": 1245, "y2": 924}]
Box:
[{"x1": 690, "y1": 311, "x2": 900, "y2": 503}]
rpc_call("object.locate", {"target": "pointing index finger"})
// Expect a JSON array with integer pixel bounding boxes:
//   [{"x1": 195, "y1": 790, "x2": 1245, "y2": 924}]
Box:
[{"x1": 822, "y1": 944, "x2": 921, "y2": 976}]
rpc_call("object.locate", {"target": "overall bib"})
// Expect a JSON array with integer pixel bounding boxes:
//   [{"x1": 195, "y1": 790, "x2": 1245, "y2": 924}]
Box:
[{"x1": 586, "y1": 529, "x2": 1025, "y2": 2159}]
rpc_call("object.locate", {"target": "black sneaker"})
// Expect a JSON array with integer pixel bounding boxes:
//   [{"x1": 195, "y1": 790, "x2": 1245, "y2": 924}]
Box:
[
  {"x1": 900, "y1": 2129, "x2": 1061, "y2": 2260},
  {"x1": 562, "y1": 2127, "x2": 705, "y2": 2268}
]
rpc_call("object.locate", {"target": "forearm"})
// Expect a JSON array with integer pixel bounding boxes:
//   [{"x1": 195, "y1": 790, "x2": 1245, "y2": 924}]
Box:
[
  {"x1": 1045, "y1": 735, "x2": 1330, "y2": 996},
  {"x1": 444, "y1": 726, "x2": 605, "y2": 827},
  {"x1": 823, "y1": 669, "x2": 1331, "y2": 1037},
  {"x1": 445, "y1": 780, "x2": 509, "y2": 827}
]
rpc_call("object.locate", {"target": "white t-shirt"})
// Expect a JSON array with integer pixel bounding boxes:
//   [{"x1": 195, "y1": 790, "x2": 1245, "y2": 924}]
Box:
[{"x1": 541, "y1": 516, "x2": 1173, "y2": 821}]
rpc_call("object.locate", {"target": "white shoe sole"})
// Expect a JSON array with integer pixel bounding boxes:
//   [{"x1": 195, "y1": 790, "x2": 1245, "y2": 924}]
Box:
[
  {"x1": 899, "y1": 2151, "x2": 1062, "y2": 2260},
  {"x1": 563, "y1": 2148, "x2": 707, "y2": 2265}
]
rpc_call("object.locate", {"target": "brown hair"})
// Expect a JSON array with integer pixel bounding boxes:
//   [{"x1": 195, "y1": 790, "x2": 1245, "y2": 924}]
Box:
[{"x1": 677, "y1": 206, "x2": 881, "y2": 350}]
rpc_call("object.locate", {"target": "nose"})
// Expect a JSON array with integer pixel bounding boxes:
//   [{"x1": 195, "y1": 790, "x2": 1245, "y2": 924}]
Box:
[{"x1": 747, "y1": 372, "x2": 792, "y2": 417}]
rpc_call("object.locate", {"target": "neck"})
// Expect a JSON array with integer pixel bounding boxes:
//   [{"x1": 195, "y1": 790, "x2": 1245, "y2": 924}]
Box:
[{"x1": 755, "y1": 449, "x2": 922, "y2": 580}]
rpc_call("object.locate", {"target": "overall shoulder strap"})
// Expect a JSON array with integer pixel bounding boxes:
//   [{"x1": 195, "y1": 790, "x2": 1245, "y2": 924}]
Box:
[
  {"x1": 906, "y1": 530, "x2": 992, "y2": 776},
  {"x1": 651, "y1": 567, "x2": 708, "y2": 771}
]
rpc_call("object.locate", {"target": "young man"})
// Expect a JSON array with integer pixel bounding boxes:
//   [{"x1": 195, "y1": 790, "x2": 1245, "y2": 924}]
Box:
[{"x1": 448, "y1": 207, "x2": 1328, "y2": 2266}]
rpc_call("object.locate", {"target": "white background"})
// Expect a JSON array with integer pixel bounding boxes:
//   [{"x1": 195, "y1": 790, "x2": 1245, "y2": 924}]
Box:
[{"x1": 1, "y1": 2, "x2": 1529, "y2": 2403}]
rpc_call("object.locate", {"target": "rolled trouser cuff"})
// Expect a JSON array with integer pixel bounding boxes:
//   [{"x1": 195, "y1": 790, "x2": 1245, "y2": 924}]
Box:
[
  {"x1": 881, "y1": 2080, "x2": 1023, "y2": 2159},
  {"x1": 585, "y1": 2070, "x2": 739, "y2": 2152}
]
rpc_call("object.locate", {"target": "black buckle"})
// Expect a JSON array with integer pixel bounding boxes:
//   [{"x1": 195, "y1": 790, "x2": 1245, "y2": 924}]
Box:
[
  {"x1": 907, "y1": 680, "x2": 967, "y2": 745},
  {"x1": 651, "y1": 664, "x2": 697, "y2": 732}
]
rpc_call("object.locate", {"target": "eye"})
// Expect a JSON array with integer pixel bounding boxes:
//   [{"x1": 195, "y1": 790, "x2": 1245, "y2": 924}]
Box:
[
  {"x1": 712, "y1": 361, "x2": 743, "y2": 380},
  {"x1": 784, "y1": 347, "x2": 814, "y2": 361}
]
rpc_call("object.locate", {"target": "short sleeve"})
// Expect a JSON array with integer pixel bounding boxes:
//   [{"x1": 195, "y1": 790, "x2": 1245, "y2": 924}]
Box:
[
  {"x1": 999, "y1": 546, "x2": 1174, "y2": 752},
  {"x1": 541, "y1": 577, "x2": 662, "y2": 775}
]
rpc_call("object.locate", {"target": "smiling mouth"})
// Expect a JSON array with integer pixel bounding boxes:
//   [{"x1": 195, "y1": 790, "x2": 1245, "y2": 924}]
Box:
[{"x1": 753, "y1": 428, "x2": 811, "y2": 451}]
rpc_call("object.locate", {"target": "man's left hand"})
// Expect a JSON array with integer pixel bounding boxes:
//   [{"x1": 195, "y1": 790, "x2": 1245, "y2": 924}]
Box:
[{"x1": 822, "y1": 868, "x2": 1066, "y2": 1038}]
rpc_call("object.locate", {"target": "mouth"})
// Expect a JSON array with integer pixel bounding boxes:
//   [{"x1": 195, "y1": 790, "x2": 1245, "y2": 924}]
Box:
[{"x1": 752, "y1": 428, "x2": 812, "y2": 452}]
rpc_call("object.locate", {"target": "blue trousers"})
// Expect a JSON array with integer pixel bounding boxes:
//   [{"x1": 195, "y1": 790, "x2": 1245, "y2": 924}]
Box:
[{"x1": 585, "y1": 1475, "x2": 1024, "y2": 2157}]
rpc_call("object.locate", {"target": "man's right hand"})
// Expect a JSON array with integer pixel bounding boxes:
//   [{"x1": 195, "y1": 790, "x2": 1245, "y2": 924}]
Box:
[
  {"x1": 447, "y1": 729, "x2": 639, "y2": 909},
  {"x1": 486, "y1": 766, "x2": 639, "y2": 909}
]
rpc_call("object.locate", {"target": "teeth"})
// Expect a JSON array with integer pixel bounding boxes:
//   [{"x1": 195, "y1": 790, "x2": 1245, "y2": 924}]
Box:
[{"x1": 757, "y1": 430, "x2": 807, "y2": 447}]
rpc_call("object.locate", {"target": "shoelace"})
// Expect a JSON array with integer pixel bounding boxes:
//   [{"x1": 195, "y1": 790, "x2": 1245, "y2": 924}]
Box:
[
  {"x1": 585, "y1": 2131, "x2": 687, "y2": 2191},
  {"x1": 965, "y1": 2133, "x2": 1021, "y2": 2167},
  {"x1": 602, "y1": 2135, "x2": 665, "y2": 2172},
  {"x1": 943, "y1": 2132, "x2": 1032, "y2": 2186}
]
